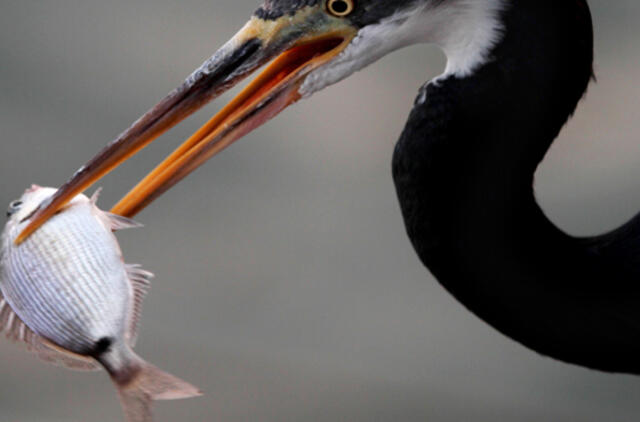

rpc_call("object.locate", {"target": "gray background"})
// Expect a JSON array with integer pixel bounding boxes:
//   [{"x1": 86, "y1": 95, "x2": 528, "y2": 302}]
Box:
[{"x1": 1, "y1": 1, "x2": 640, "y2": 421}]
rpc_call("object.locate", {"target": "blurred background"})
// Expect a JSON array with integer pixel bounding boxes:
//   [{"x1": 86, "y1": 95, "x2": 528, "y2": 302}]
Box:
[{"x1": 1, "y1": 1, "x2": 640, "y2": 421}]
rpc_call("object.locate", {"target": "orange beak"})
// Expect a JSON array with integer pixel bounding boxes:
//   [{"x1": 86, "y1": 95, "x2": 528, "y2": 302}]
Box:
[{"x1": 17, "y1": 15, "x2": 356, "y2": 244}]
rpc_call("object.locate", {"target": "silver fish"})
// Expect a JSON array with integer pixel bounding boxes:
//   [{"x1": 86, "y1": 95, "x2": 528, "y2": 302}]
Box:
[{"x1": 0, "y1": 185, "x2": 200, "y2": 422}]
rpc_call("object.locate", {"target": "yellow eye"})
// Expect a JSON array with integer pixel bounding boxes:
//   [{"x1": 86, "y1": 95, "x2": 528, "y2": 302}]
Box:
[{"x1": 327, "y1": 0, "x2": 355, "y2": 17}]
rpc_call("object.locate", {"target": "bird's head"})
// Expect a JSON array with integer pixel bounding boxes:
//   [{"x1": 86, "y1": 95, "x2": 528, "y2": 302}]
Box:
[{"x1": 18, "y1": 0, "x2": 506, "y2": 242}]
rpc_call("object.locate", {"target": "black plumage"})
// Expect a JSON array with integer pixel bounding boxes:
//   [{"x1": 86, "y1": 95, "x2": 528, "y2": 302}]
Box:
[
  {"x1": 24, "y1": 0, "x2": 639, "y2": 376},
  {"x1": 393, "y1": 0, "x2": 640, "y2": 373}
]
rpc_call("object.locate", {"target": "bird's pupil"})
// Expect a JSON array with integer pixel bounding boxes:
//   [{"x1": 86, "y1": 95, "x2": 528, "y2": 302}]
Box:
[{"x1": 332, "y1": 1, "x2": 349, "y2": 14}]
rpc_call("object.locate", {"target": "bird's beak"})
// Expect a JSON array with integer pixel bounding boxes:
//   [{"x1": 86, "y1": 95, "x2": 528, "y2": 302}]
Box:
[{"x1": 17, "y1": 9, "x2": 357, "y2": 243}]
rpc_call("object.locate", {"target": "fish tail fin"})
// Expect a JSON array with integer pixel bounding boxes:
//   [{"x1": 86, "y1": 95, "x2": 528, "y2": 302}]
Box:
[{"x1": 114, "y1": 360, "x2": 201, "y2": 422}]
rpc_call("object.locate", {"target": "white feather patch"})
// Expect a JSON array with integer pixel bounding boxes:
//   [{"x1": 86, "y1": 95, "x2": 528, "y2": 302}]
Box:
[{"x1": 299, "y1": 0, "x2": 506, "y2": 97}]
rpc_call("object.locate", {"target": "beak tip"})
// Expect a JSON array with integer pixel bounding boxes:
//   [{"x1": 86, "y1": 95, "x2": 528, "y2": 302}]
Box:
[{"x1": 14, "y1": 232, "x2": 28, "y2": 246}]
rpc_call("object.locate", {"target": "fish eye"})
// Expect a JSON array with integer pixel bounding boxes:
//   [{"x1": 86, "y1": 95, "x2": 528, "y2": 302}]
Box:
[
  {"x1": 6, "y1": 200, "x2": 23, "y2": 218},
  {"x1": 327, "y1": 0, "x2": 355, "y2": 17}
]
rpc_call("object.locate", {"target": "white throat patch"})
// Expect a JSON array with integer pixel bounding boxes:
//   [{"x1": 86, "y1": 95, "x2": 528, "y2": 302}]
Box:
[{"x1": 299, "y1": 0, "x2": 506, "y2": 97}]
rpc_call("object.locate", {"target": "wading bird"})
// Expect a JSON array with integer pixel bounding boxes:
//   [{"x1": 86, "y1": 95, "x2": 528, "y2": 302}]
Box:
[{"x1": 19, "y1": 0, "x2": 640, "y2": 374}]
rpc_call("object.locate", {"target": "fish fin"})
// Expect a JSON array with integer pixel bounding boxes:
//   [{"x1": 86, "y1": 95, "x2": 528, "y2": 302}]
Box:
[
  {"x1": 0, "y1": 295, "x2": 27, "y2": 342},
  {"x1": 115, "y1": 359, "x2": 201, "y2": 422},
  {"x1": 29, "y1": 338, "x2": 100, "y2": 372},
  {"x1": 0, "y1": 293, "x2": 99, "y2": 371},
  {"x1": 106, "y1": 213, "x2": 144, "y2": 231},
  {"x1": 90, "y1": 191, "x2": 142, "y2": 231},
  {"x1": 125, "y1": 264, "x2": 153, "y2": 347},
  {"x1": 90, "y1": 188, "x2": 103, "y2": 205}
]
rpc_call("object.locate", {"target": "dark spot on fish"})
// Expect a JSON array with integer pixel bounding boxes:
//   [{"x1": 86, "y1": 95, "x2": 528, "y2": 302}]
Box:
[{"x1": 93, "y1": 337, "x2": 113, "y2": 356}]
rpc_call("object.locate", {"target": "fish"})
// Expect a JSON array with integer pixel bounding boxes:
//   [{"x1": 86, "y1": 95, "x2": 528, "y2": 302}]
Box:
[{"x1": 0, "y1": 185, "x2": 201, "y2": 422}]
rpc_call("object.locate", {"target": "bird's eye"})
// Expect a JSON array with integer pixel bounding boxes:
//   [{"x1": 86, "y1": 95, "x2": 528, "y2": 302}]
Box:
[
  {"x1": 327, "y1": 0, "x2": 355, "y2": 17},
  {"x1": 7, "y1": 200, "x2": 23, "y2": 218}
]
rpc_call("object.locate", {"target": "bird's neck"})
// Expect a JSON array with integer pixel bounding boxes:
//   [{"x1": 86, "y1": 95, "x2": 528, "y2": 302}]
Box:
[{"x1": 392, "y1": 0, "x2": 605, "y2": 367}]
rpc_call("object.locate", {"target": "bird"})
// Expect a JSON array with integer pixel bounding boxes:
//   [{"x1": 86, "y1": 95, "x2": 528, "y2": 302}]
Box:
[{"x1": 19, "y1": 0, "x2": 640, "y2": 374}]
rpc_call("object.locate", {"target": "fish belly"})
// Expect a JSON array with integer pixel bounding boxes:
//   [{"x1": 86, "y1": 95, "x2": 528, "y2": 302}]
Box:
[{"x1": 1, "y1": 205, "x2": 130, "y2": 355}]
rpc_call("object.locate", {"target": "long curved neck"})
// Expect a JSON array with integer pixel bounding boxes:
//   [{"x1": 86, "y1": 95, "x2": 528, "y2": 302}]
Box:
[
  {"x1": 395, "y1": 0, "x2": 594, "y2": 265},
  {"x1": 391, "y1": 1, "x2": 640, "y2": 372}
]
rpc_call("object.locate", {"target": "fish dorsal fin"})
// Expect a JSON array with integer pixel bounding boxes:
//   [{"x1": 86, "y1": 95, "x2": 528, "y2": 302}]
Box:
[
  {"x1": 90, "y1": 188, "x2": 103, "y2": 205},
  {"x1": 0, "y1": 291, "x2": 99, "y2": 371},
  {"x1": 125, "y1": 264, "x2": 153, "y2": 347},
  {"x1": 106, "y1": 213, "x2": 144, "y2": 231},
  {"x1": 91, "y1": 190, "x2": 143, "y2": 231}
]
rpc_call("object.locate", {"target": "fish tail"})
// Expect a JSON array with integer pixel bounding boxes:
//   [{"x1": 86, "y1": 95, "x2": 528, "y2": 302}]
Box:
[{"x1": 113, "y1": 359, "x2": 201, "y2": 422}]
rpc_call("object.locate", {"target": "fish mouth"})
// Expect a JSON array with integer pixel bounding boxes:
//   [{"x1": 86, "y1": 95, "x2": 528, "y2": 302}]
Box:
[{"x1": 17, "y1": 13, "x2": 357, "y2": 244}]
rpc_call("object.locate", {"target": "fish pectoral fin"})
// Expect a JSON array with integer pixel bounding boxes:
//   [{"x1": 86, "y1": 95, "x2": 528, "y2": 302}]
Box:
[
  {"x1": 0, "y1": 292, "x2": 100, "y2": 371},
  {"x1": 106, "y1": 213, "x2": 144, "y2": 231},
  {"x1": 125, "y1": 264, "x2": 153, "y2": 347}
]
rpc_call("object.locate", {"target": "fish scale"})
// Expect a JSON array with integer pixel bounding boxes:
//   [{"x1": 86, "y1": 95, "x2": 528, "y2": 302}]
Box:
[
  {"x1": 0, "y1": 186, "x2": 200, "y2": 422},
  {"x1": 5, "y1": 202, "x2": 128, "y2": 351}
]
